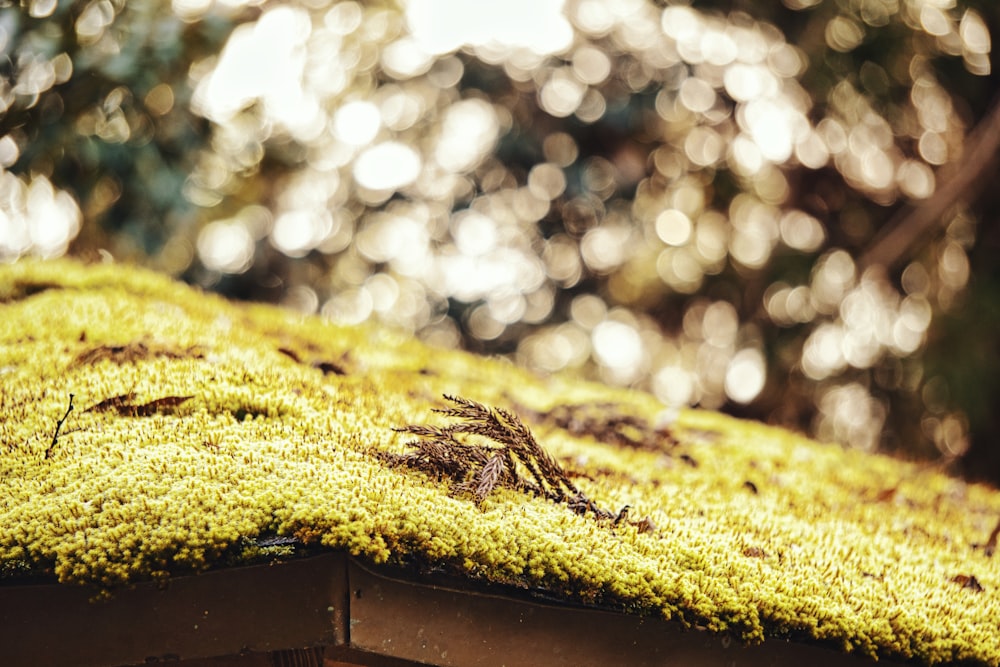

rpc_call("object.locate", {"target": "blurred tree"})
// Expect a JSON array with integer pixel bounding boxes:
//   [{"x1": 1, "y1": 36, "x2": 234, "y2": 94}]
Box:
[
  {"x1": 0, "y1": 1, "x2": 254, "y2": 258},
  {"x1": 2, "y1": 0, "x2": 998, "y2": 481}
]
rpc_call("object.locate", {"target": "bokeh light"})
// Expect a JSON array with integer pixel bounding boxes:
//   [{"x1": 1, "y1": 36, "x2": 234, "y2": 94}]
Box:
[
  {"x1": 197, "y1": 215, "x2": 255, "y2": 274},
  {"x1": 0, "y1": 174, "x2": 81, "y2": 258},
  {"x1": 353, "y1": 142, "x2": 422, "y2": 191},
  {"x1": 2, "y1": 0, "x2": 993, "y2": 466}
]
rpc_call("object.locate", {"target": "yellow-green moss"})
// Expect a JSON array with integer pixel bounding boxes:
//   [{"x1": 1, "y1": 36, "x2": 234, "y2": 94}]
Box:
[{"x1": 2, "y1": 258, "x2": 999, "y2": 665}]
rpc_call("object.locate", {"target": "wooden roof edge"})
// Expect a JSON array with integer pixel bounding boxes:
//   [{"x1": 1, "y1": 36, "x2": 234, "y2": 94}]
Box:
[{"x1": 0, "y1": 551, "x2": 911, "y2": 667}]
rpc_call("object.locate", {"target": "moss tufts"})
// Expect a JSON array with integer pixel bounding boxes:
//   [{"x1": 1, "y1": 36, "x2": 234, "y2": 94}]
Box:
[{"x1": 1, "y1": 258, "x2": 999, "y2": 665}]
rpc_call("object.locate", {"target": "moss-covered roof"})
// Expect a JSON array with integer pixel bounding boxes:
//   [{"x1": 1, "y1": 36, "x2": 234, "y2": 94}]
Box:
[{"x1": 2, "y1": 258, "x2": 999, "y2": 665}]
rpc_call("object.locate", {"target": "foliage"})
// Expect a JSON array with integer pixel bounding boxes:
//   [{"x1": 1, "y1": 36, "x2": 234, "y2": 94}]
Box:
[{"x1": 2, "y1": 0, "x2": 999, "y2": 480}]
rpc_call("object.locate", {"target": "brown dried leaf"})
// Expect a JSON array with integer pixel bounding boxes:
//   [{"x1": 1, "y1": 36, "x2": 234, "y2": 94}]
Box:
[
  {"x1": 73, "y1": 342, "x2": 202, "y2": 367},
  {"x1": 85, "y1": 392, "x2": 137, "y2": 413},
  {"x1": 632, "y1": 516, "x2": 657, "y2": 534},
  {"x1": 313, "y1": 360, "x2": 347, "y2": 375},
  {"x1": 276, "y1": 347, "x2": 302, "y2": 363},
  {"x1": 85, "y1": 393, "x2": 193, "y2": 417},
  {"x1": 131, "y1": 395, "x2": 194, "y2": 416},
  {"x1": 950, "y1": 574, "x2": 985, "y2": 592}
]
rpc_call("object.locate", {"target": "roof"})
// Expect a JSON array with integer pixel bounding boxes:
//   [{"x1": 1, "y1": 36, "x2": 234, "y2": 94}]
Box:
[{"x1": 1, "y1": 258, "x2": 999, "y2": 665}]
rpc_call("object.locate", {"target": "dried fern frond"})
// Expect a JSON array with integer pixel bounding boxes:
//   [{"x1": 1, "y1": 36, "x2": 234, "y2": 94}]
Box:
[
  {"x1": 475, "y1": 452, "x2": 507, "y2": 502},
  {"x1": 384, "y1": 395, "x2": 642, "y2": 523}
]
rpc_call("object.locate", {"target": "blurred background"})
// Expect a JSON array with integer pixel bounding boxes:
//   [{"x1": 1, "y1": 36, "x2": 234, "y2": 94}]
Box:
[{"x1": 2, "y1": 0, "x2": 999, "y2": 481}]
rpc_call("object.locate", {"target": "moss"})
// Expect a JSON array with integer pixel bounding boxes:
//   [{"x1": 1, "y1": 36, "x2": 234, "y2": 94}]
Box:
[{"x1": 1, "y1": 258, "x2": 999, "y2": 665}]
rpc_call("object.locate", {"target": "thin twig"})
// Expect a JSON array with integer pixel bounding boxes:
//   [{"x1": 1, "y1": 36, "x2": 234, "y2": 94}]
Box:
[{"x1": 45, "y1": 393, "x2": 74, "y2": 460}]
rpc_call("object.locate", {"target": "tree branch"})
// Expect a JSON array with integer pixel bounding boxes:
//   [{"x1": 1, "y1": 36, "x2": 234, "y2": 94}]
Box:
[{"x1": 859, "y1": 94, "x2": 1000, "y2": 272}]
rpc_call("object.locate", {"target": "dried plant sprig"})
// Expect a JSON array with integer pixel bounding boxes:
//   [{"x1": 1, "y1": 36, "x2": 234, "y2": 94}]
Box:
[{"x1": 385, "y1": 395, "x2": 641, "y2": 523}]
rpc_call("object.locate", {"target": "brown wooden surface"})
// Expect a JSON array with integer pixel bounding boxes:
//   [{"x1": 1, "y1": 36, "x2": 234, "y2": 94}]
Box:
[
  {"x1": 0, "y1": 552, "x2": 348, "y2": 667},
  {"x1": 0, "y1": 552, "x2": 910, "y2": 667},
  {"x1": 347, "y1": 560, "x2": 900, "y2": 667}
]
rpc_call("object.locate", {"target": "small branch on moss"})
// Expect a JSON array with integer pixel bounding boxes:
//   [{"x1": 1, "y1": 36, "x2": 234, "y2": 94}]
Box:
[
  {"x1": 45, "y1": 393, "x2": 74, "y2": 460},
  {"x1": 384, "y1": 395, "x2": 654, "y2": 530}
]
